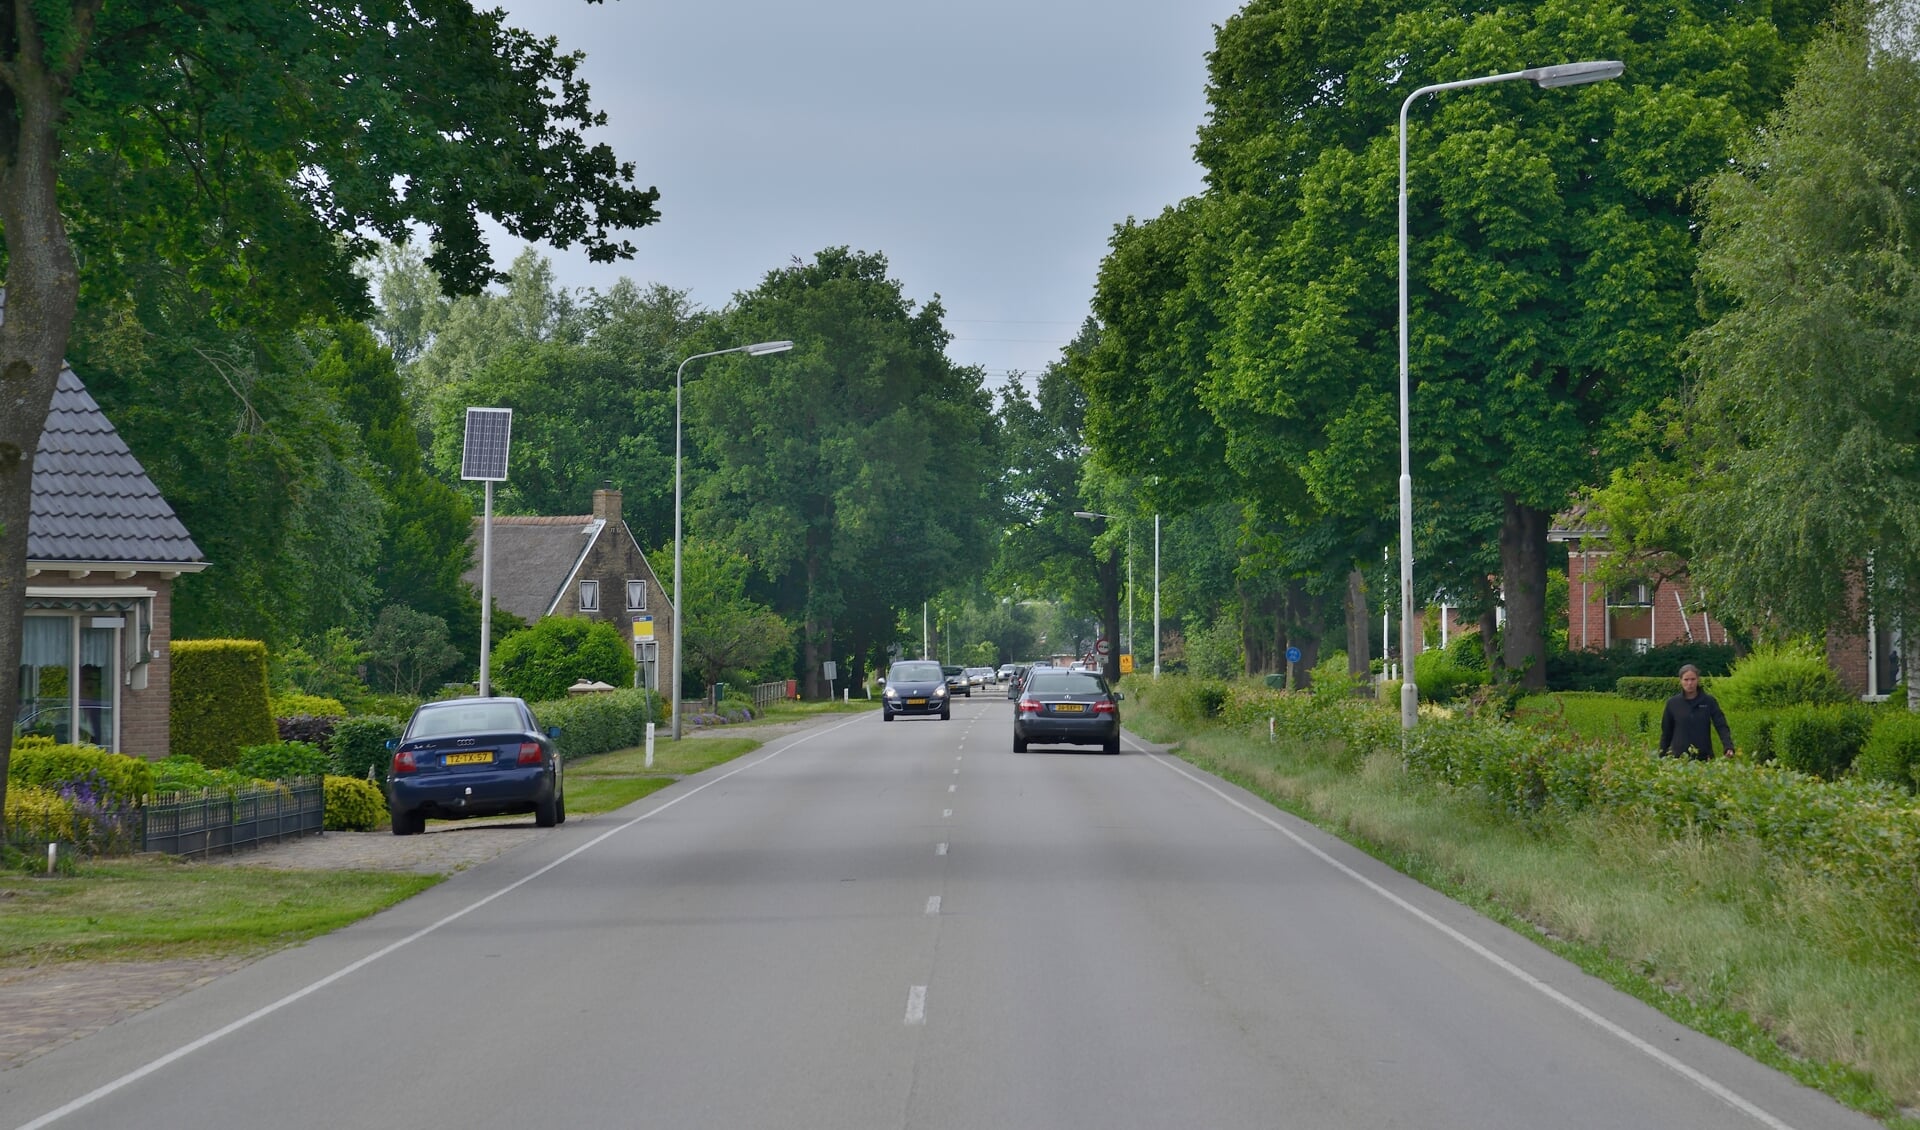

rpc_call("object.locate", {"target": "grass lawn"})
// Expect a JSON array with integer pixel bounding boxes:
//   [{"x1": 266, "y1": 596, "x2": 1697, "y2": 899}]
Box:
[
  {"x1": 1123, "y1": 687, "x2": 1920, "y2": 1128},
  {"x1": 0, "y1": 861, "x2": 435, "y2": 967},
  {"x1": 1514, "y1": 690, "x2": 1661, "y2": 745}
]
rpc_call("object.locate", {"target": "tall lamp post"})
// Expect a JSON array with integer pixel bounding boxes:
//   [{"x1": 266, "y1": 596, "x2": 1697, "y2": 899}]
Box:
[
  {"x1": 672, "y1": 339, "x2": 794, "y2": 740},
  {"x1": 1152, "y1": 513, "x2": 1160, "y2": 678},
  {"x1": 1395, "y1": 59, "x2": 1622, "y2": 731}
]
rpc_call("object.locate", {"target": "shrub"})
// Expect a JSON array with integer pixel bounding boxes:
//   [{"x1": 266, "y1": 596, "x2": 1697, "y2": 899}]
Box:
[
  {"x1": 1712, "y1": 642, "x2": 1850, "y2": 710},
  {"x1": 1137, "y1": 675, "x2": 1230, "y2": 727},
  {"x1": 1445, "y1": 630, "x2": 1490, "y2": 672},
  {"x1": 529, "y1": 688, "x2": 662, "y2": 759},
  {"x1": 276, "y1": 714, "x2": 339, "y2": 750},
  {"x1": 170, "y1": 639, "x2": 277, "y2": 768},
  {"x1": 235, "y1": 740, "x2": 330, "y2": 781},
  {"x1": 329, "y1": 715, "x2": 404, "y2": 784},
  {"x1": 8, "y1": 742, "x2": 153, "y2": 805},
  {"x1": 4, "y1": 784, "x2": 80, "y2": 845},
  {"x1": 1546, "y1": 641, "x2": 1738, "y2": 692},
  {"x1": 1413, "y1": 650, "x2": 1486, "y2": 702},
  {"x1": 323, "y1": 775, "x2": 386, "y2": 831},
  {"x1": 1855, "y1": 711, "x2": 1920, "y2": 791},
  {"x1": 1772, "y1": 704, "x2": 1873, "y2": 780},
  {"x1": 270, "y1": 692, "x2": 347, "y2": 719},
  {"x1": 150, "y1": 754, "x2": 252, "y2": 795},
  {"x1": 1185, "y1": 615, "x2": 1243, "y2": 681},
  {"x1": 1616, "y1": 677, "x2": 1682, "y2": 701},
  {"x1": 491, "y1": 617, "x2": 634, "y2": 702}
]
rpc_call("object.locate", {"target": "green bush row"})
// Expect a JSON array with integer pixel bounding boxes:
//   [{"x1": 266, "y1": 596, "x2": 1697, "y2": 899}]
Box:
[
  {"x1": 528, "y1": 688, "x2": 665, "y2": 759},
  {"x1": 171, "y1": 639, "x2": 277, "y2": 768},
  {"x1": 8, "y1": 742, "x2": 153, "y2": 805}
]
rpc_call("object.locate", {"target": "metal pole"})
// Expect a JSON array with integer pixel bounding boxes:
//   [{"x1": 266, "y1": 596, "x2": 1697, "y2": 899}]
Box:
[
  {"x1": 1153, "y1": 514, "x2": 1160, "y2": 678},
  {"x1": 1126, "y1": 528, "x2": 1133, "y2": 661},
  {"x1": 479, "y1": 479, "x2": 493, "y2": 697}
]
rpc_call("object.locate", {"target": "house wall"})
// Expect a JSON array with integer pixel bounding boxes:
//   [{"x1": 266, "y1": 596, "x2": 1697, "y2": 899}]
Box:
[{"x1": 1564, "y1": 549, "x2": 1729, "y2": 652}]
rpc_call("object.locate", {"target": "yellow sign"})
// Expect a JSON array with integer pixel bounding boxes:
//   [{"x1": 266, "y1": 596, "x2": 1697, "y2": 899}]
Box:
[
  {"x1": 632, "y1": 615, "x2": 654, "y2": 640},
  {"x1": 1120, "y1": 653, "x2": 1134, "y2": 674}
]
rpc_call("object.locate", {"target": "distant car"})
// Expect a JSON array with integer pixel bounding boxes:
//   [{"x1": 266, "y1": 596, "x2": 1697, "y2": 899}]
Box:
[
  {"x1": 387, "y1": 696, "x2": 564, "y2": 836},
  {"x1": 997, "y1": 664, "x2": 1016, "y2": 683},
  {"x1": 966, "y1": 666, "x2": 995, "y2": 687},
  {"x1": 883, "y1": 659, "x2": 951, "y2": 720},
  {"x1": 942, "y1": 665, "x2": 972, "y2": 696},
  {"x1": 1008, "y1": 663, "x2": 1057, "y2": 700},
  {"x1": 1014, "y1": 669, "x2": 1122, "y2": 754}
]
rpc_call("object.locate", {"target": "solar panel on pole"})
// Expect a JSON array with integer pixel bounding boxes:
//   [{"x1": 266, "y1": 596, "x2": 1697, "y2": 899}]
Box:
[
  {"x1": 463, "y1": 407, "x2": 511, "y2": 696},
  {"x1": 462, "y1": 407, "x2": 513, "y2": 481}
]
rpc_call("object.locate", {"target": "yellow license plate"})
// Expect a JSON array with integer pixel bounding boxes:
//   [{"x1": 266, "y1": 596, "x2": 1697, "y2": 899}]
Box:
[
  {"x1": 907, "y1": 698, "x2": 927, "y2": 706},
  {"x1": 444, "y1": 751, "x2": 493, "y2": 765},
  {"x1": 1053, "y1": 703, "x2": 1085, "y2": 713}
]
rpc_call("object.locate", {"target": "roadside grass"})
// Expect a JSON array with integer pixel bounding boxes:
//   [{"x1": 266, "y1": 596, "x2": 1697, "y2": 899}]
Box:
[
  {"x1": 1126, "y1": 690, "x2": 1920, "y2": 1128},
  {"x1": 562, "y1": 776, "x2": 674, "y2": 814},
  {"x1": 0, "y1": 861, "x2": 435, "y2": 968}
]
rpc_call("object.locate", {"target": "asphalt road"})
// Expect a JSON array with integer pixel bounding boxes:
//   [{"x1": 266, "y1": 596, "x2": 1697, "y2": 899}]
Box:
[{"x1": 0, "y1": 695, "x2": 1883, "y2": 1130}]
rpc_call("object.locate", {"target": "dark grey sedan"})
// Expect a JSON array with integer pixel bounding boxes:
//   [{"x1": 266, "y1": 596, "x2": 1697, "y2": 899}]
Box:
[
  {"x1": 1014, "y1": 670, "x2": 1122, "y2": 754},
  {"x1": 882, "y1": 659, "x2": 951, "y2": 720}
]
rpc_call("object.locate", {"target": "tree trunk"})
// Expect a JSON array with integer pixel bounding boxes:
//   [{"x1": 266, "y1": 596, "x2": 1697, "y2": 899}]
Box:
[
  {"x1": 1346, "y1": 569, "x2": 1369, "y2": 677},
  {"x1": 1099, "y1": 540, "x2": 1122, "y2": 683},
  {"x1": 1499, "y1": 494, "x2": 1549, "y2": 690},
  {"x1": 0, "y1": 34, "x2": 88, "y2": 832},
  {"x1": 1284, "y1": 580, "x2": 1323, "y2": 690}
]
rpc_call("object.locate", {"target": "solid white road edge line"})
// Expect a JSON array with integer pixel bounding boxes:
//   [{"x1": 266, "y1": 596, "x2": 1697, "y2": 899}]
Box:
[
  {"x1": 905, "y1": 985, "x2": 928, "y2": 1025},
  {"x1": 12, "y1": 712, "x2": 871, "y2": 1130},
  {"x1": 1136, "y1": 740, "x2": 1803, "y2": 1130}
]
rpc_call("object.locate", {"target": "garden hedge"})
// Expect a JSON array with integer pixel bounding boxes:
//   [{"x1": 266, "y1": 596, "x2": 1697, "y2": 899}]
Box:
[{"x1": 170, "y1": 639, "x2": 277, "y2": 768}]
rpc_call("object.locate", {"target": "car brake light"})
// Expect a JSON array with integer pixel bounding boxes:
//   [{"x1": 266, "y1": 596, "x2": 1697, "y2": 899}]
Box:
[
  {"x1": 1093, "y1": 701, "x2": 1116, "y2": 714},
  {"x1": 392, "y1": 748, "x2": 417, "y2": 775},
  {"x1": 1019, "y1": 699, "x2": 1041, "y2": 713},
  {"x1": 517, "y1": 742, "x2": 544, "y2": 766}
]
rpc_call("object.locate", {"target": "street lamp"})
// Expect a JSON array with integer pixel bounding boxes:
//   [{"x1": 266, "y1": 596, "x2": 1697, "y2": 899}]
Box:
[
  {"x1": 1395, "y1": 59, "x2": 1622, "y2": 731},
  {"x1": 672, "y1": 339, "x2": 794, "y2": 740}
]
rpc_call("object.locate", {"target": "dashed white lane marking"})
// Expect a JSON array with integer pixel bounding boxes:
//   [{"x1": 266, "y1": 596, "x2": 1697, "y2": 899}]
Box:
[
  {"x1": 943, "y1": 809, "x2": 953, "y2": 818},
  {"x1": 936, "y1": 842, "x2": 948, "y2": 855},
  {"x1": 947, "y1": 784, "x2": 957, "y2": 793},
  {"x1": 1142, "y1": 745, "x2": 1805, "y2": 1130},
  {"x1": 925, "y1": 896, "x2": 942, "y2": 915},
  {"x1": 953, "y1": 767, "x2": 961, "y2": 774},
  {"x1": 905, "y1": 985, "x2": 928, "y2": 1025}
]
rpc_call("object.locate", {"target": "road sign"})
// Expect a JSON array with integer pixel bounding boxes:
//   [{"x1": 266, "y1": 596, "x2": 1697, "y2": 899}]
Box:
[
  {"x1": 632, "y1": 615, "x2": 654, "y2": 640},
  {"x1": 1096, "y1": 637, "x2": 1111, "y2": 658},
  {"x1": 1120, "y1": 654, "x2": 1134, "y2": 674},
  {"x1": 1286, "y1": 646, "x2": 1302, "y2": 664},
  {"x1": 823, "y1": 660, "x2": 838, "y2": 681}
]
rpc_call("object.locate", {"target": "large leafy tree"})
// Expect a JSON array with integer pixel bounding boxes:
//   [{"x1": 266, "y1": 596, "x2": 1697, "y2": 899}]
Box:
[
  {"x1": 0, "y1": 2, "x2": 659, "y2": 821},
  {"x1": 1120, "y1": 0, "x2": 1835, "y2": 688},
  {"x1": 1675, "y1": 4, "x2": 1920, "y2": 643},
  {"x1": 692, "y1": 248, "x2": 1000, "y2": 699},
  {"x1": 673, "y1": 539, "x2": 794, "y2": 694}
]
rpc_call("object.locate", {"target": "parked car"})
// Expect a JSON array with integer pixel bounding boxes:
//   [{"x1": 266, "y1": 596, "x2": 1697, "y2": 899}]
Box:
[
  {"x1": 882, "y1": 659, "x2": 951, "y2": 720},
  {"x1": 387, "y1": 696, "x2": 564, "y2": 836},
  {"x1": 1013, "y1": 669, "x2": 1122, "y2": 754},
  {"x1": 942, "y1": 665, "x2": 972, "y2": 696}
]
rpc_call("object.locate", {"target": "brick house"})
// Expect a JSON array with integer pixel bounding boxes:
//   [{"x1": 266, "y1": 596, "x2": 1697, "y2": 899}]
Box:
[
  {"x1": 22, "y1": 367, "x2": 207, "y2": 756},
  {"x1": 1550, "y1": 511, "x2": 1897, "y2": 699},
  {"x1": 461, "y1": 487, "x2": 675, "y2": 695}
]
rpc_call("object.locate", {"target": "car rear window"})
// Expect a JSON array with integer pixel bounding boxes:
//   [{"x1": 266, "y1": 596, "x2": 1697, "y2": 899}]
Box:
[
  {"x1": 1026, "y1": 672, "x2": 1108, "y2": 695},
  {"x1": 408, "y1": 702, "x2": 525, "y2": 738},
  {"x1": 890, "y1": 662, "x2": 942, "y2": 682}
]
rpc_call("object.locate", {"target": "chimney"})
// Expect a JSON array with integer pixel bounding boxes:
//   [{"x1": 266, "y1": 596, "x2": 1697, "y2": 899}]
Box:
[{"x1": 592, "y1": 483, "x2": 621, "y2": 523}]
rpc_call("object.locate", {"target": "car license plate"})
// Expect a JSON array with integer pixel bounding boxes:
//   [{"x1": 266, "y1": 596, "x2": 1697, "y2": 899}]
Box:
[
  {"x1": 444, "y1": 751, "x2": 493, "y2": 765},
  {"x1": 1053, "y1": 703, "x2": 1085, "y2": 713},
  {"x1": 907, "y1": 698, "x2": 927, "y2": 706}
]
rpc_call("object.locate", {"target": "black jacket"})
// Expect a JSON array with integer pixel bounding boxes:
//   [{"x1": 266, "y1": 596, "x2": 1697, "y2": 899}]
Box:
[{"x1": 1659, "y1": 690, "x2": 1734, "y2": 759}]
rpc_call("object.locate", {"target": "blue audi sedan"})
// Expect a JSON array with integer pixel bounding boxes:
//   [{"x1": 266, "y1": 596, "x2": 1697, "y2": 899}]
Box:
[{"x1": 387, "y1": 697, "x2": 564, "y2": 835}]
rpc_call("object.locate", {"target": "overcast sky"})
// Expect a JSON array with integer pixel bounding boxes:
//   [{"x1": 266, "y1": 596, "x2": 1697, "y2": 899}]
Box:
[{"x1": 491, "y1": 0, "x2": 1244, "y2": 383}]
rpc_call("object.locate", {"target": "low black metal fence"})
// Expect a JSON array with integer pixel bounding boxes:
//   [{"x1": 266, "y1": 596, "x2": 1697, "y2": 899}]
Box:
[{"x1": 141, "y1": 779, "x2": 325, "y2": 858}]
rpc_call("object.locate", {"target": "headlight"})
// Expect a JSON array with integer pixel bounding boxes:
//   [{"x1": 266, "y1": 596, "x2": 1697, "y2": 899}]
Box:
[
  {"x1": 934, "y1": 685, "x2": 947, "y2": 697},
  {"x1": 884, "y1": 686, "x2": 900, "y2": 700}
]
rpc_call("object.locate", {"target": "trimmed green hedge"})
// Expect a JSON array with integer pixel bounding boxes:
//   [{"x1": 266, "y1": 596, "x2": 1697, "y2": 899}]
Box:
[
  {"x1": 1772, "y1": 704, "x2": 1872, "y2": 780},
  {"x1": 323, "y1": 775, "x2": 386, "y2": 830},
  {"x1": 236, "y1": 741, "x2": 330, "y2": 781},
  {"x1": 529, "y1": 688, "x2": 665, "y2": 759},
  {"x1": 7, "y1": 742, "x2": 153, "y2": 805},
  {"x1": 1616, "y1": 676, "x2": 1682, "y2": 700},
  {"x1": 1856, "y1": 711, "x2": 1920, "y2": 792},
  {"x1": 329, "y1": 716, "x2": 403, "y2": 784},
  {"x1": 171, "y1": 639, "x2": 277, "y2": 768}
]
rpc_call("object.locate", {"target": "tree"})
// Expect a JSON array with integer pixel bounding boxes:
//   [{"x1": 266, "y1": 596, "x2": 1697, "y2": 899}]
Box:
[
  {"x1": 490, "y1": 616, "x2": 633, "y2": 703},
  {"x1": 676, "y1": 539, "x2": 794, "y2": 694},
  {"x1": 1676, "y1": 5, "x2": 1920, "y2": 645},
  {"x1": 364, "y1": 605, "x2": 464, "y2": 698},
  {"x1": 0, "y1": 2, "x2": 659, "y2": 825},
  {"x1": 692, "y1": 248, "x2": 1000, "y2": 699}
]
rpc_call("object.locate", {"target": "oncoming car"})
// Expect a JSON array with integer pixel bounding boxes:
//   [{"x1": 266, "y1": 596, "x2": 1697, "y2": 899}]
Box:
[
  {"x1": 882, "y1": 659, "x2": 951, "y2": 720},
  {"x1": 387, "y1": 696, "x2": 564, "y2": 835},
  {"x1": 942, "y1": 665, "x2": 972, "y2": 696},
  {"x1": 1013, "y1": 669, "x2": 1122, "y2": 754}
]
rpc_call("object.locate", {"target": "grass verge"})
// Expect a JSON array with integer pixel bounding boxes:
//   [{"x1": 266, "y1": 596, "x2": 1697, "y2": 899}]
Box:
[
  {"x1": 1125, "y1": 688, "x2": 1920, "y2": 1128},
  {"x1": 0, "y1": 861, "x2": 435, "y2": 968}
]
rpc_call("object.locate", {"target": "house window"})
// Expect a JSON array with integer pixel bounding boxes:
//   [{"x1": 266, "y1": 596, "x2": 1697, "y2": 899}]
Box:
[
  {"x1": 578, "y1": 580, "x2": 600, "y2": 612},
  {"x1": 1608, "y1": 582, "x2": 1651, "y2": 606},
  {"x1": 16, "y1": 613, "x2": 118, "y2": 750},
  {"x1": 627, "y1": 580, "x2": 647, "y2": 611}
]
